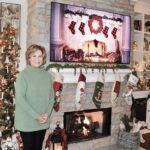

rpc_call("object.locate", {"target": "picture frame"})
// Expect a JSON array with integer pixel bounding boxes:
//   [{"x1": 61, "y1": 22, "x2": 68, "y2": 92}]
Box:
[{"x1": 0, "y1": 2, "x2": 21, "y2": 44}]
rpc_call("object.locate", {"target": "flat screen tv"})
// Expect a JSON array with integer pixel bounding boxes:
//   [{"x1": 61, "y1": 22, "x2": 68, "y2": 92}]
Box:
[{"x1": 50, "y1": 2, "x2": 131, "y2": 64}]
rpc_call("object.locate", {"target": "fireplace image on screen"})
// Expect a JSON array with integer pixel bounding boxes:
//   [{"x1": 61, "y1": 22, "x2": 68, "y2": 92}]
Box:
[
  {"x1": 64, "y1": 108, "x2": 111, "y2": 143},
  {"x1": 50, "y1": 2, "x2": 131, "y2": 64}
]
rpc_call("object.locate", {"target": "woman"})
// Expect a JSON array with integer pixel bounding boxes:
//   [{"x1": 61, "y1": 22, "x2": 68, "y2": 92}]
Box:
[{"x1": 15, "y1": 44, "x2": 54, "y2": 150}]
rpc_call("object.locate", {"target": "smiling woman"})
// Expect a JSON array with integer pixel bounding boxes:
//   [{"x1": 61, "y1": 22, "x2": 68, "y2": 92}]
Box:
[
  {"x1": 25, "y1": 44, "x2": 47, "y2": 67},
  {"x1": 15, "y1": 44, "x2": 54, "y2": 150}
]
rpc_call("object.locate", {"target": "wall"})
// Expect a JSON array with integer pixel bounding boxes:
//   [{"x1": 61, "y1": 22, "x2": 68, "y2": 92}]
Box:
[
  {"x1": 134, "y1": 0, "x2": 150, "y2": 14},
  {"x1": 25, "y1": 1, "x2": 135, "y2": 149}
]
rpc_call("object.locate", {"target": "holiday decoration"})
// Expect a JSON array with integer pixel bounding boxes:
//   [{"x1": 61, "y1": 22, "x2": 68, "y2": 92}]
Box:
[
  {"x1": 120, "y1": 114, "x2": 132, "y2": 132},
  {"x1": 79, "y1": 22, "x2": 85, "y2": 35},
  {"x1": 68, "y1": 21, "x2": 76, "y2": 34},
  {"x1": 88, "y1": 15, "x2": 103, "y2": 34},
  {"x1": 0, "y1": 2, "x2": 21, "y2": 44},
  {"x1": 0, "y1": 25, "x2": 20, "y2": 149},
  {"x1": 123, "y1": 70, "x2": 139, "y2": 105},
  {"x1": 52, "y1": 72, "x2": 64, "y2": 112},
  {"x1": 111, "y1": 27, "x2": 118, "y2": 39},
  {"x1": 102, "y1": 26, "x2": 109, "y2": 38},
  {"x1": 92, "y1": 71, "x2": 105, "y2": 109},
  {"x1": 111, "y1": 70, "x2": 121, "y2": 107},
  {"x1": 75, "y1": 70, "x2": 86, "y2": 110},
  {"x1": 45, "y1": 121, "x2": 67, "y2": 150},
  {"x1": 46, "y1": 63, "x2": 129, "y2": 73}
]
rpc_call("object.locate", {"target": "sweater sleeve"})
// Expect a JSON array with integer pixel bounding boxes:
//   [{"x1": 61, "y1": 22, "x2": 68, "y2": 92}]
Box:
[
  {"x1": 15, "y1": 73, "x2": 39, "y2": 119},
  {"x1": 45, "y1": 78, "x2": 54, "y2": 116}
]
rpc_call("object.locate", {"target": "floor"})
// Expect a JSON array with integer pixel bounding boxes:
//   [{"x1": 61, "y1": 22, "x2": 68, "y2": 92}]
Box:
[{"x1": 95, "y1": 144, "x2": 145, "y2": 150}]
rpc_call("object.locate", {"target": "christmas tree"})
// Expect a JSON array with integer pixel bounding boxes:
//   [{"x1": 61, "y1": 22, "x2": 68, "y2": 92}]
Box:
[{"x1": 0, "y1": 24, "x2": 20, "y2": 149}]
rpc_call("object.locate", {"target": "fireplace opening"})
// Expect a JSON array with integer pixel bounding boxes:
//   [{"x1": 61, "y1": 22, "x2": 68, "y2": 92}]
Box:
[{"x1": 64, "y1": 107, "x2": 111, "y2": 143}]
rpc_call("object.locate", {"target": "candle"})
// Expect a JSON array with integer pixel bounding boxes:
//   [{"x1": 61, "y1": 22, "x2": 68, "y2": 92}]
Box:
[
  {"x1": 5, "y1": 56, "x2": 9, "y2": 63},
  {"x1": 1, "y1": 92, "x2": 4, "y2": 99},
  {"x1": 0, "y1": 131, "x2": 2, "y2": 137}
]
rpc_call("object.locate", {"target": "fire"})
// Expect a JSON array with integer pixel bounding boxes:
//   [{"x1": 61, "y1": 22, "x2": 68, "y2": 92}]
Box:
[
  {"x1": 83, "y1": 116, "x2": 90, "y2": 125},
  {"x1": 82, "y1": 116, "x2": 90, "y2": 136},
  {"x1": 83, "y1": 126, "x2": 89, "y2": 136}
]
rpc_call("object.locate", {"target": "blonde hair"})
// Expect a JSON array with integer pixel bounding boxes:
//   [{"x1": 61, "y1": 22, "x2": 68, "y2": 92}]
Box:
[{"x1": 26, "y1": 44, "x2": 47, "y2": 65}]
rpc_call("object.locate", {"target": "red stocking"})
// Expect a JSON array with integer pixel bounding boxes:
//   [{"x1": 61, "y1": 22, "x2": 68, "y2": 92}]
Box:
[
  {"x1": 79, "y1": 22, "x2": 85, "y2": 35},
  {"x1": 111, "y1": 27, "x2": 117, "y2": 39},
  {"x1": 68, "y1": 21, "x2": 76, "y2": 34},
  {"x1": 53, "y1": 72, "x2": 64, "y2": 112},
  {"x1": 102, "y1": 26, "x2": 109, "y2": 38}
]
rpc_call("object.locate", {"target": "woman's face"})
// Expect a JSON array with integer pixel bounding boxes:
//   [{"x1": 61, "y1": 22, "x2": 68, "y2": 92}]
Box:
[{"x1": 29, "y1": 50, "x2": 43, "y2": 67}]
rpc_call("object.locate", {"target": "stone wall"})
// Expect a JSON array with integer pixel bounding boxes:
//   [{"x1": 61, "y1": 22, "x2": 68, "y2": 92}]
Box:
[
  {"x1": 48, "y1": 81, "x2": 130, "y2": 149},
  {"x1": 27, "y1": 0, "x2": 135, "y2": 149}
]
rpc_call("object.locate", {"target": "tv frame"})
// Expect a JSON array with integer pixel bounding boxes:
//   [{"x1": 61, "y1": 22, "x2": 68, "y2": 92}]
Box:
[{"x1": 50, "y1": 2, "x2": 132, "y2": 67}]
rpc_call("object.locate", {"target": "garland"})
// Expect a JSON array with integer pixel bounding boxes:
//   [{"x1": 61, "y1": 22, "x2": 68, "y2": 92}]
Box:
[{"x1": 46, "y1": 63, "x2": 130, "y2": 74}]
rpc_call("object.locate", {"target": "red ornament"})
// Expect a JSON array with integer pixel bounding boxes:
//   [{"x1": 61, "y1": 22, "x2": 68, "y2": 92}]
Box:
[{"x1": 88, "y1": 15, "x2": 103, "y2": 34}]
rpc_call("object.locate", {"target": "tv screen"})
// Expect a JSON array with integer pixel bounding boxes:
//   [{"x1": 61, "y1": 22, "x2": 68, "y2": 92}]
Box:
[{"x1": 50, "y1": 2, "x2": 131, "y2": 64}]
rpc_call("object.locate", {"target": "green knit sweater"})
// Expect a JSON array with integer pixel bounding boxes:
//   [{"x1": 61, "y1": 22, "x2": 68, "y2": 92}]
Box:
[{"x1": 15, "y1": 65, "x2": 54, "y2": 132}]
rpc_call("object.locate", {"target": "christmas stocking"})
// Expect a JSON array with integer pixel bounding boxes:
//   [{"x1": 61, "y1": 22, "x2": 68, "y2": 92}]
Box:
[
  {"x1": 93, "y1": 71, "x2": 105, "y2": 109},
  {"x1": 68, "y1": 21, "x2": 76, "y2": 34},
  {"x1": 123, "y1": 71, "x2": 139, "y2": 105},
  {"x1": 111, "y1": 70, "x2": 121, "y2": 107},
  {"x1": 79, "y1": 22, "x2": 85, "y2": 35},
  {"x1": 75, "y1": 72, "x2": 86, "y2": 110},
  {"x1": 102, "y1": 26, "x2": 109, "y2": 38},
  {"x1": 111, "y1": 27, "x2": 118, "y2": 39},
  {"x1": 53, "y1": 72, "x2": 64, "y2": 112}
]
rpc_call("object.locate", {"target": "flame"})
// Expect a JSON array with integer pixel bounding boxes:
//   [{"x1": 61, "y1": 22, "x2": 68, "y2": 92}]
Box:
[
  {"x1": 83, "y1": 116, "x2": 90, "y2": 125},
  {"x1": 82, "y1": 116, "x2": 90, "y2": 136},
  {"x1": 83, "y1": 126, "x2": 88, "y2": 136}
]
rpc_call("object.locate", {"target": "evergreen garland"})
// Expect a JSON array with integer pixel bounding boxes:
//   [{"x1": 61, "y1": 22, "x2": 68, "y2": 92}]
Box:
[{"x1": 46, "y1": 63, "x2": 130, "y2": 74}]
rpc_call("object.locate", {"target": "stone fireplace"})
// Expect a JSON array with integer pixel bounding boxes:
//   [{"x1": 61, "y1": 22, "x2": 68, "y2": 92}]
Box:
[
  {"x1": 64, "y1": 108, "x2": 111, "y2": 143},
  {"x1": 49, "y1": 82, "x2": 131, "y2": 150},
  {"x1": 26, "y1": 0, "x2": 135, "y2": 149}
]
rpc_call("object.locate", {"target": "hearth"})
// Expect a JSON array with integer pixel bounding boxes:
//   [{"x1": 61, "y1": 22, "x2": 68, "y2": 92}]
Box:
[{"x1": 64, "y1": 107, "x2": 111, "y2": 143}]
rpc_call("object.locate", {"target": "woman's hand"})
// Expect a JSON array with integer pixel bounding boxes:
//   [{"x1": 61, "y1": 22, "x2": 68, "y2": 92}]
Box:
[{"x1": 37, "y1": 114, "x2": 48, "y2": 124}]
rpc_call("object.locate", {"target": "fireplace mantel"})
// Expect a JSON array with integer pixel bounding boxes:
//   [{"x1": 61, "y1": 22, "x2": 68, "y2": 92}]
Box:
[{"x1": 50, "y1": 68, "x2": 130, "y2": 83}]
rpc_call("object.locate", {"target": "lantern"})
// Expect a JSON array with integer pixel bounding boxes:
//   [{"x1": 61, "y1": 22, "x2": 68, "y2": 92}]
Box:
[{"x1": 50, "y1": 121, "x2": 67, "y2": 150}]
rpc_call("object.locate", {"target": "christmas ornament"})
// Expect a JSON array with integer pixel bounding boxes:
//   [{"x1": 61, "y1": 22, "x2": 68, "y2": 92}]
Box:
[
  {"x1": 53, "y1": 72, "x2": 64, "y2": 112},
  {"x1": 68, "y1": 21, "x2": 76, "y2": 34},
  {"x1": 79, "y1": 22, "x2": 85, "y2": 35},
  {"x1": 102, "y1": 26, "x2": 109, "y2": 38},
  {"x1": 75, "y1": 71, "x2": 86, "y2": 110},
  {"x1": 111, "y1": 27, "x2": 118, "y2": 39},
  {"x1": 1, "y1": 137, "x2": 17, "y2": 150},
  {"x1": 92, "y1": 71, "x2": 105, "y2": 109},
  {"x1": 111, "y1": 70, "x2": 121, "y2": 107}
]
